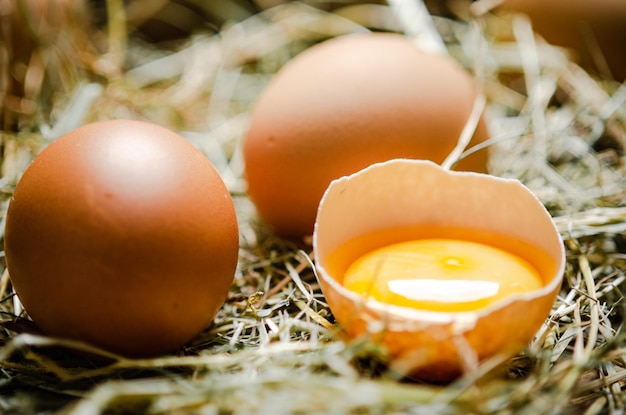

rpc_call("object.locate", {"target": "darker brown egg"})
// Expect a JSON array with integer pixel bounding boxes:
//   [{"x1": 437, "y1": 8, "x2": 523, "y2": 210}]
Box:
[{"x1": 4, "y1": 120, "x2": 239, "y2": 358}]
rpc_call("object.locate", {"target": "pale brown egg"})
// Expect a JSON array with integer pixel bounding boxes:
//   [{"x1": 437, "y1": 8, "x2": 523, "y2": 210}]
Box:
[
  {"x1": 244, "y1": 32, "x2": 489, "y2": 238},
  {"x1": 498, "y1": 0, "x2": 626, "y2": 80},
  {"x1": 4, "y1": 120, "x2": 239, "y2": 358}
]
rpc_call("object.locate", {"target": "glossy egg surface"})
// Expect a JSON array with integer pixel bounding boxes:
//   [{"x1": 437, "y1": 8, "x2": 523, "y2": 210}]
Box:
[{"x1": 4, "y1": 120, "x2": 239, "y2": 357}]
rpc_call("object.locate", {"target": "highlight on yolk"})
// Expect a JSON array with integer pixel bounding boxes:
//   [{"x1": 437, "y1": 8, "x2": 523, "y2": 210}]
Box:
[{"x1": 342, "y1": 239, "x2": 544, "y2": 312}]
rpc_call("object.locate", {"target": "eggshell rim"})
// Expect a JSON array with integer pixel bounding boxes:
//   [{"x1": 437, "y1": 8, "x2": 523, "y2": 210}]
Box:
[{"x1": 312, "y1": 158, "x2": 566, "y2": 331}]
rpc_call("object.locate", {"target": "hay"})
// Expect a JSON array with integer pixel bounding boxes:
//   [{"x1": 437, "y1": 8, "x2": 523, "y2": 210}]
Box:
[{"x1": 0, "y1": 1, "x2": 625, "y2": 413}]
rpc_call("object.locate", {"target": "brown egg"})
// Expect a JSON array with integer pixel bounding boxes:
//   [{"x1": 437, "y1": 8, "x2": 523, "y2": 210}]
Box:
[
  {"x1": 498, "y1": 0, "x2": 626, "y2": 80},
  {"x1": 244, "y1": 32, "x2": 489, "y2": 238},
  {"x1": 4, "y1": 120, "x2": 239, "y2": 358}
]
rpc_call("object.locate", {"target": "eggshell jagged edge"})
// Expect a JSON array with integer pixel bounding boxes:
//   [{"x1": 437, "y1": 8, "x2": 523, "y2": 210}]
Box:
[{"x1": 312, "y1": 159, "x2": 565, "y2": 378}]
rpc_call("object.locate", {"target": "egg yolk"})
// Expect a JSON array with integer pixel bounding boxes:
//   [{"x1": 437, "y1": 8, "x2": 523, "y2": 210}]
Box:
[{"x1": 342, "y1": 239, "x2": 543, "y2": 312}]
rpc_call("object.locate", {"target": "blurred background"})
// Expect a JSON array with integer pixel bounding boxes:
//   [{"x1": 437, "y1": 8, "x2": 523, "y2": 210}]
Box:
[{"x1": 1, "y1": 0, "x2": 625, "y2": 136}]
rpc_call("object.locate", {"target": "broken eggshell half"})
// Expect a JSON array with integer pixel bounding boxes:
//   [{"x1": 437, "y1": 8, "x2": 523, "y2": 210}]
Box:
[{"x1": 313, "y1": 159, "x2": 565, "y2": 381}]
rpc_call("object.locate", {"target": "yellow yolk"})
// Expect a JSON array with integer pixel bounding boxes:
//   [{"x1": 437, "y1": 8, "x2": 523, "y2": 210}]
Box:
[{"x1": 342, "y1": 239, "x2": 543, "y2": 312}]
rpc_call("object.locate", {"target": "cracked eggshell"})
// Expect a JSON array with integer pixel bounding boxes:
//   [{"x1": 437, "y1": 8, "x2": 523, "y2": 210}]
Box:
[
  {"x1": 4, "y1": 120, "x2": 239, "y2": 358},
  {"x1": 313, "y1": 159, "x2": 565, "y2": 381}
]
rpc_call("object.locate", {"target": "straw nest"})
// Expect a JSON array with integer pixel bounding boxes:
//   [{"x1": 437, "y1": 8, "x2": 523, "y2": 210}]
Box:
[{"x1": 0, "y1": 0, "x2": 625, "y2": 413}]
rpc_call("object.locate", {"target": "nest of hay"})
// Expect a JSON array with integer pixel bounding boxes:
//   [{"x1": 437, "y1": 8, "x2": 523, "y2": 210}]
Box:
[{"x1": 0, "y1": 0, "x2": 625, "y2": 413}]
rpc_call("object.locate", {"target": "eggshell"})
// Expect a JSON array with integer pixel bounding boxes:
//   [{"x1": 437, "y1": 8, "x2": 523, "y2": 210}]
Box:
[
  {"x1": 498, "y1": 0, "x2": 626, "y2": 80},
  {"x1": 244, "y1": 32, "x2": 489, "y2": 238},
  {"x1": 4, "y1": 120, "x2": 239, "y2": 358},
  {"x1": 313, "y1": 159, "x2": 565, "y2": 381}
]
